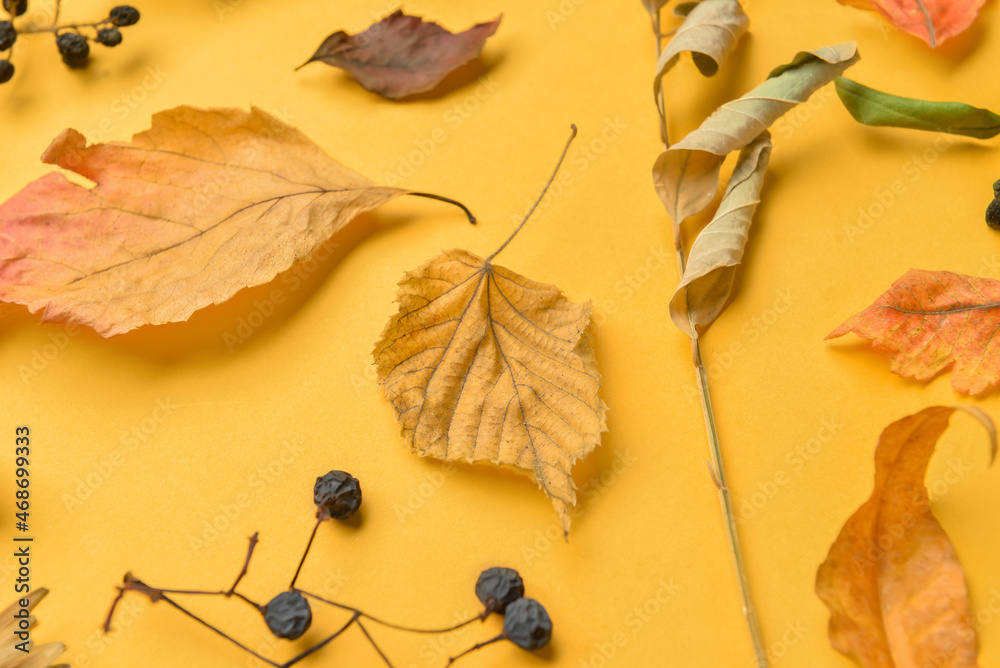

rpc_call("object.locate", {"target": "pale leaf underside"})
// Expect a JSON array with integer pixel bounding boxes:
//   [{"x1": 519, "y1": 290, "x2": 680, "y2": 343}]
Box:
[
  {"x1": 373, "y1": 249, "x2": 607, "y2": 533},
  {"x1": 828, "y1": 269, "x2": 1000, "y2": 395}
]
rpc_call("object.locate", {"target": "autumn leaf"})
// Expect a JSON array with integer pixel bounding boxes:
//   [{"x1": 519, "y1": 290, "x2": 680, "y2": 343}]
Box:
[
  {"x1": 653, "y1": 43, "x2": 859, "y2": 230},
  {"x1": 837, "y1": 0, "x2": 984, "y2": 47},
  {"x1": 299, "y1": 11, "x2": 502, "y2": 100},
  {"x1": 670, "y1": 132, "x2": 771, "y2": 335},
  {"x1": 835, "y1": 77, "x2": 1000, "y2": 138},
  {"x1": 0, "y1": 588, "x2": 67, "y2": 667},
  {"x1": 372, "y1": 128, "x2": 607, "y2": 534},
  {"x1": 827, "y1": 269, "x2": 1000, "y2": 395},
  {"x1": 0, "y1": 106, "x2": 471, "y2": 337},
  {"x1": 653, "y1": 0, "x2": 749, "y2": 115},
  {"x1": 816, "y1": 406, "x2": 996, "y2": 668}
]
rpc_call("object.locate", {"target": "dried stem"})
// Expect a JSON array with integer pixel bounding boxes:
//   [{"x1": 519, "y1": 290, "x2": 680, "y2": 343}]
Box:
[
  {"x1": 651, "y1": 6, "x2": 768, "y2": 667},
  {"x1": 289, "y1": 519, "x2": 322, "y2": 589}
]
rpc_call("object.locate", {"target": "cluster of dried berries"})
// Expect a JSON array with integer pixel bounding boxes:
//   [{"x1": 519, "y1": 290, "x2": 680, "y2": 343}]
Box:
[
  {"x1": 0, "y1": 0, "x2": 140, "y2": 84},
  {"x1": 104, "y1": 470, "x2": 552, "y2": 667}
]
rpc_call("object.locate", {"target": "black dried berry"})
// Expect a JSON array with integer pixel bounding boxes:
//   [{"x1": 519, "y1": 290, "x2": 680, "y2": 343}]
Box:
[
  {"x1": 313, "y1": 470, "x2": 362, "y2": 520},
  {"x1": 109, "y1": 5, "x2": 140, "y2": 26},
  {"x1": 988, "y1": 180, "x2": 1000, "y2": 231},
  {"x1": 0, "y1": 21, "x2": 15, "y2": 51},
  {"x1": 56, "y1": 32, "x2": 89, "y2": 68},
  {"x1": 2, "y1": 0, "x2": 26, "y2": 17},
  {"x1": 503, "y1": 598, "x2": 551, "y2": 651},
  {"x1": 96, "y1": 27, "x2": 122, "y2": 47},
  {"x1": 475, "y1": 567, "x2": 524, "y2": 614},
  {"x1": 263, "y1": 591, "x2": 312, "y2": 640},
  {"x1": 0, "y1": 59, "x2": 13, "y2": 84}
]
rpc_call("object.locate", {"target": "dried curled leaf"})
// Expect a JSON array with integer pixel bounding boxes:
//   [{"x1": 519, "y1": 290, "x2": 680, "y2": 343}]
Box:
[
  {"x1": 653, "y1": 0, "x2": 749, "y2": 112},
  {"x1": 300, "y1": 11, "x2": 502, "y2": 100},
  {"x1": 837, "y1": 0, "x2": 984, "y2": 47},
  {"x1": 654, "y1": 42, "x2": 859, "y2": 226},
  {"x1": 670, "y1": 132, "x2": 771, "y2": 335},
  {"x1": 827, "y1": 269, "x2": 1000, "y2": 395},
  {"x1": 0, "y1": 106, "x2": 415, "y2": 337},
  {"x1": 373, "y1": 249, "x2": 608, "y2": 534},
  {"x1": 835, "y1": 77, "x2": 1000, "y2": 139},
  {"x1": 817, "y1": 406, "x2": 996, "y2": 668},
  {"x1": 0, "y1": 588, "x2": 67, "y2": 667}
]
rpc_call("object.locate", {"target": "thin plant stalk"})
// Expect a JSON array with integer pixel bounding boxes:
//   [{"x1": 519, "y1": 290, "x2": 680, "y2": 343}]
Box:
[{"x1": 652, "y1": 7, "x2": 767, "y2": 667}]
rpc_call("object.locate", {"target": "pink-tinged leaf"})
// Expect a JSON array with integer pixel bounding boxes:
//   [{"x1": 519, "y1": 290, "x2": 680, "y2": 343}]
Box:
[
  {"x1": 838, "y1": 0, "x2": 985, "y2": 47},
  {"x1": 0, "y1": 106, "x2": 415, "y2": 337},
  {"x1": 300, "y1": 11, "x2": 502, "y2": 100},
  {"x1": 827, "y1": 269, "x2": 1000, "y2": 395}
]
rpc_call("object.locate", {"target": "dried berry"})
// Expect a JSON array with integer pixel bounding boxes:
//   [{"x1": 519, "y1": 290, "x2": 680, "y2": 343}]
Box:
[
  {"x1": 109, "y1": 5, "x2": 140, "y2": 26},
  {"x1": 56, "y1": 32, "x2": 89, "y2": 68},
  {"x1": 2, "y1": 0, "x2": 26, "y2": 17},
  {"x1": 988, "y1": 180, "x2": 1000, "y2": 231},
  {"x1": 263, "y1": 591, "x2": 312, "y2": 640},
  {"x1": 0, "y1": 59, "x2": 13, "y2": 84},
  {"x1": 313, "y1": 470, "x2": 362, "y2": 520},
  {"x1": 475, "y1": 567, "x2": 524, "y2": 614},
  {"x1": 503, "y1": 598, "x2": 551, "y2": 651},
  {"x1": 0, "y1": 21, "x2": 16, "y2": 50},
  {"x1": 96, "y1": 27, "x2": 122, "y2": 47}
]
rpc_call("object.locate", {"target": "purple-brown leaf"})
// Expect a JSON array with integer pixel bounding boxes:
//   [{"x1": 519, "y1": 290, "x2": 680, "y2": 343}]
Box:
[{"x1": 300, "y1": 10, "x2": 502, "y2": 100}]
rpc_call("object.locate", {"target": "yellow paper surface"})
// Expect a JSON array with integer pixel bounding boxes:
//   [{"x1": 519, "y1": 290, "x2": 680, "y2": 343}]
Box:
[{"x1": 1, "y1": 0, "x2": 1000, "y2": 666}]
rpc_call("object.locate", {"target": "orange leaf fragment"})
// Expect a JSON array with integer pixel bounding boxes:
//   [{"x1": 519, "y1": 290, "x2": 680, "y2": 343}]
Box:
[
  {"x1": 0, "y1": 106, "x2": 412, "y2": 336},
  {"x1": 827, "y1": 269, "x2": 1000, "y2": 395},
  {"x1": 372, "y1": 249, "x2": 608, "y2": 534},
  {"x1": 817, "y1": 406, "x2": 996, "y2": 667},
  {"x1": 837, "y1": 0, "x2": 984, "y2": 47}
]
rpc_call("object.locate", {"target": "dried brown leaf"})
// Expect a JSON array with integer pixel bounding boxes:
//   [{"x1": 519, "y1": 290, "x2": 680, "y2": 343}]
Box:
[{"x1": 817, "y1": 406, "x2": 995, "y2": 667}]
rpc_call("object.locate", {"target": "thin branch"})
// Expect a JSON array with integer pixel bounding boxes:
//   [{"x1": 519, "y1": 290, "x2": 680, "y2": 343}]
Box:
[
  {"x1": 408, "y1": 192, "x2": 477, "y2": 224},
  {"x1": 486, "y1": 124, "x2": 578, "y2": 263},
  {"x1": 290, "y1": 519, "x2": 322, "y2": 589},
  {"x1": 296, "y1": 588, "x2": 481, "y2": 634},
  {"x1": 158, "y1": 594, "x2": 282, "y2": 668},
  {"x1": 445, "y1": 634, "x2": 505, "y2": 666},
  {"x1": 227, "y1": 532, "x2": 259, "y2": 595},
  {"x1": 279, "y1": 613, "x2": 359, "y2": 668},
  {"x1": 356, "y1": 619, "x2": 394, "y2": 668}
]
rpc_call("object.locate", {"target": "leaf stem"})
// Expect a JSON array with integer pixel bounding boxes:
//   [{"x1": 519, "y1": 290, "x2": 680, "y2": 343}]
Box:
[
  {"x1": 650, "y1": 5, "x2": 767, "y2": 667},
  {"x1": 408, "y1": 192, "x2": 477, "y2": 224},
  {"x1": 485, "y1": 124, "x2": 578, "y2": 263}
]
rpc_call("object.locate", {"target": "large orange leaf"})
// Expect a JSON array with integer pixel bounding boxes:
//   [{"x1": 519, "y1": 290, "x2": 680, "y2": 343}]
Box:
[
  {"x1": 837, "y1": 0, "x2": 984, "y2": 47},
  {"x1": 827, "y1": 269, "x2": 1000, "y2": 395},
  {"x1": 372, "y1": 248, "x2": 607, "y2": 534},
  {"x1": 0, "y1": 106, "x2": 450, "y2": 336},
  {"x1": 816, "y1": 406, "x2": 996, "y2": 667}
]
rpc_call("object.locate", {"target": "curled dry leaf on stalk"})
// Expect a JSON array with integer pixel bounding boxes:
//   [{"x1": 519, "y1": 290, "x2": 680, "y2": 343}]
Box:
[
  {"x1": 0, "y1": 106, "x2": 472, "y2": 337},
  {"x1": 817, "y1": 406, "x2": 996, "y2": 668},
  {"x1": 837, "y1": 0, "x2": 984, "y2": 47},
  {"x1": 652, "y1": 0, "x2": 749, "y2": 117},
  {"x1": 827, "y1": 269, "x2": 1000, "y2": 395},
  {"x1": 835, "y1": 77, "x2": 1000, "y2": 139},
  {"x1": 669, "y1": 132, "x2": 770, "y2": 335},
  {"x1": 654, "y1": 42, "x2": 858, "y2": 336},
  {"x1": 0, "y1": 588, "x2": 67, "y2": 668},
  {"x1": 299, "y1": 11, "x2": 502, "y2": 100},
  {"x1": 372, "y1": 128, "x2": 608, "y2": 535}
]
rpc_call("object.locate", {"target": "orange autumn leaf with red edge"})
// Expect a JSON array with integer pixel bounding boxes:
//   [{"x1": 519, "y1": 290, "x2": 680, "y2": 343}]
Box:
[
  {"x1": 0, "y1": 106, "x2": 435, "y2": 336},
  {"x1": 837, "y1": 0, "x2": 984, "y2": 47},
  {"x1": 817, "y1": 406, "x2": 996, "y2": 668},
  {"x1": 827, "y1": 269, "x2": 1000, "y2": 395}
]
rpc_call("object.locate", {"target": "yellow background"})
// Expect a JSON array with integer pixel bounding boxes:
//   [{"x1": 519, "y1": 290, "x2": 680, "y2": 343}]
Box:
[{"x1": 2, "y1": 0, "x2": 1000, "y2": 665}]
